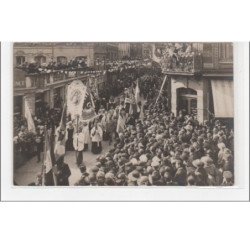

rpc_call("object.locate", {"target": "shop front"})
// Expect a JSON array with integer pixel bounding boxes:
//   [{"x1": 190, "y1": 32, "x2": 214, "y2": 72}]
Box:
[
  {"x1": 177, "y1": 88, "x2": 197, "y2": 116},
  {"x1": 171, "y1": 76, "x2": 210, "y2": 123}
]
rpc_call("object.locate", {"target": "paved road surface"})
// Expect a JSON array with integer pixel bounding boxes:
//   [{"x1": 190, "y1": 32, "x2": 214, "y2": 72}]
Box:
[{"x1": 14, "y1": 141, "x2": 112, "y2": 186}]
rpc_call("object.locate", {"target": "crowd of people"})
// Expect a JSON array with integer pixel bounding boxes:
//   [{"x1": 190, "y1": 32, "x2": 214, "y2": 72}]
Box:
[
  {"x1": 74, "y1": 93, "x2": 234, "y2": 187},
  {"x1": 14, "y1": 58, "x2": 234, "y2": 186},
  {"x1": 16, "y1": 58, "x2": 88, "y2": 74},
  {"x1": 154, "y1": 42, "x2": 202, "y2": 72},
  {"x1": 14, "y1": 104, "x2": 63, "y2": 167}
]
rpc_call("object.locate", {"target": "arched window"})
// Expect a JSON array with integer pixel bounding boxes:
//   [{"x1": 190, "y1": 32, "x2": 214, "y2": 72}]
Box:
[
  {"x1": 16, "y1": 56, "x2": 25, "y2": 66},
  {"x1": 219, "y1": 43, "x2": 233, "y2": 62}
]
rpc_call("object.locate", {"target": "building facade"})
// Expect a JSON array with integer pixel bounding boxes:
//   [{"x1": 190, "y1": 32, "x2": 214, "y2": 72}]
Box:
[
  {"x1": 158, "y1": 42, "x2": 234, "y2": 124},
  {"x1": 13, "y1": 42, "x2": 118, "y2": 118},
  {"x1": 118, "y1": 43, "x2": 131, "y2": 59},
  {"x1": 14, "y1": 43, "x2": 95, "y2": 66},
  {"x1": 142, "y1": 43, "x2": 152, "y2": 59},
  {"x1": 14, "y1": 42, "x2": 120, "y2": 68},
  {"x1": 130, "y1": 43, "x2": 142, "y2": 59}
]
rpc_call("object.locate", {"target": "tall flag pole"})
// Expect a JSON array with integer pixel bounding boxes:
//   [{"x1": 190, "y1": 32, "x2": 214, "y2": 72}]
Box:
[
  {"x1": 155, "y1": 75, "x2": 167, "y2": 106},
  {"x1": 41, "y1": 125, "x2": 47, "y2": 186},
  {"x1": 49, "y1": 129, "x2": 58, "y2": 186}
]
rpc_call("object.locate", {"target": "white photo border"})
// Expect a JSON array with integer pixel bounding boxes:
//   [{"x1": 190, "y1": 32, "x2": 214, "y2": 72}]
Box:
[{"x1": 1, "y1": 42, "x2": 249, "y2": 201}]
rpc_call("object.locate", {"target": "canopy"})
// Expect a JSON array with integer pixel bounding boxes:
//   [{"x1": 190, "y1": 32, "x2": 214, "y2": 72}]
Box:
[{"x1": 211, "y1": 80, "x2": 234, "y2": 118}]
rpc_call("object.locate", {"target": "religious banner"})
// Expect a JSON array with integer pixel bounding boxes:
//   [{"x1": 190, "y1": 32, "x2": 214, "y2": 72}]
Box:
[
  {"x1": 67, "y1": 80, "x2": 86, "y2": 118},
  {"x1": 81, "y1": 86, "x2": 97, "y2": 121}
]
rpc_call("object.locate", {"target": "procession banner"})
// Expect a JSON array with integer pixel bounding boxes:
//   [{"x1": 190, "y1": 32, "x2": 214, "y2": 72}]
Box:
[
  {"x1": 67, "y1": 80, "x2": 86, "y2": 118},
  {"x1": 24, "y1": 96, "x2": 36, "y2": 134},
  {"x1": 82, "y1": 86, "x2": 97, "y2": 121}
]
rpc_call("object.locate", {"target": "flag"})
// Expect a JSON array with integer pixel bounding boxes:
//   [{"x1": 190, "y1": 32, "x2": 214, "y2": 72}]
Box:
[
  {"x1": 54, "y1": 103, "x2": 67, "y2": 161},
  {"x1": 82, "y1": 87, "x2": 97, "y2": 121},
  {"x1": 44, "y1": 129, "x2": 57, "y2": 186},
  {"x1": 116, "y1": 113, "x2": 126, "y2": 134},
  {"x1": 139, "y1": 105, "x2": 144, "y2": 120},
  {"x1": 135, "y1": 79, "x2": 141, "y2": 105},
  {"x1": 134, "y1": 79, "x2": 145, "y2": 117},
  {"x1": 24, "y1": 97, "x2": 36, "y2": 134}
]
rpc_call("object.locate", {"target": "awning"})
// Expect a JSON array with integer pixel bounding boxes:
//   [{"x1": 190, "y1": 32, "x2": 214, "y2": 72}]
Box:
[{"x1": 211, "y1": 80, "x2": 234, "y2": 118}]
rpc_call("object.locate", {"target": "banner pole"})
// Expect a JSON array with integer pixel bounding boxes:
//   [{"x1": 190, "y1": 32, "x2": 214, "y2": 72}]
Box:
[
  {"x1": 154, "y1": 75, "x2": 167, "y2": 107},
  {"x1": 41, "y1": 125, "x2": 47, "y2": 186}
]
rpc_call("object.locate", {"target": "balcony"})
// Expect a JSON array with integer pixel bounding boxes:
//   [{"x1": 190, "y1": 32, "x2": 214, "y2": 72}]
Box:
[
  {"x1": 14, "y1": 69, "x2": 88, "y2": 96},
  {"x1": 161, "y1": 53, "x2": 203, "y2": 75}
]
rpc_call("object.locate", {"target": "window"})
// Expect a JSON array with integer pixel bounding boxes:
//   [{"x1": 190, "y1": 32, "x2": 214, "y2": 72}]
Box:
[
  {"x1": 57, "y1": 56, "x2": 67, "y2": 64},
  {"x1": 219, "y1": 43, "x2": 233, "y2": 63},
  {"x1": 16, "y1": 56, "x2": 25, "y2": 66},
  {"x1": 35, "y1": 55, "x2": 46, "y2": 64}
]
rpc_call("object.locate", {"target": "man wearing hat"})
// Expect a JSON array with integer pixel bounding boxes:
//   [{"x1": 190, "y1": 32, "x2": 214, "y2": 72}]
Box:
[
  {"x1": 222, "y1": 171, "x2": 233, "y2": 186},
  {"x1": 193, "y1": 160, "x2": 208, "y2": 186},
  {"x1": 75, "y1": 164, "x2": 89, "y2": 186},
  {"x1": 66, "y1": 121, "x2": 74, "y2": 151},
  {"x1": 54, "y1": 156, "x2": 71, "y2": 186}
]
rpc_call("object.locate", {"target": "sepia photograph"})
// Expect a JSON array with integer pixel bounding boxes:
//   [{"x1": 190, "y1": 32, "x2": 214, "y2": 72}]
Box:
[{"x1": 13, "y1": 42, "x2": 234, "y2": 187}]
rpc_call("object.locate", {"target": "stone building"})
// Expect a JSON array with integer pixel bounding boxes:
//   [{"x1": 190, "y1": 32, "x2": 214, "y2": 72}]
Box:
[
  {"x1": 118, "y1": 43, "x2": 131, "y2": 59},
  {"x1": 159, "y1": 42, "x2": 234, "y2": 124}
]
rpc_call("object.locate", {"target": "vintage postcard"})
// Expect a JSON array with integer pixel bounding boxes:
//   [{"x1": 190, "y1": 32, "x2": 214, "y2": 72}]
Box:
[{"x1": 13, "y1": 42, "x2": 234, "y2": 187}]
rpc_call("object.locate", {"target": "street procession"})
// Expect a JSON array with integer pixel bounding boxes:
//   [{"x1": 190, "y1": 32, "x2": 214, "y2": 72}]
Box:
[{"x1": 13, "y1": 42, "x2": 234, "y2": 186}]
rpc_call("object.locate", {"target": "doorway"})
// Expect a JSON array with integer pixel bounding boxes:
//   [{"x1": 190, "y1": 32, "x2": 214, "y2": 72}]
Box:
[{"x1": 177, "y1": 87, "x2": 197, "y2": 116}]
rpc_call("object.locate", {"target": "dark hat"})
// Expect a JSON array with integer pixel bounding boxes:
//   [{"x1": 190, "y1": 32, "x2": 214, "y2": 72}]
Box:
[
  {"x1": 223, "y1": 171, "x2": 233, "y2": 179},
  {"x1": 116, "y1": 172, "x2": 125, "y2": 179},
  {"x1": 138, "y1": 176, "x2": 149, "y2": 185},
  {"x1": 192, "y1": 159, "x2": 204, "y2": 168},
  {"x1": 91, "y1": 166, "x2": 99, "y2": 173},
  {"x1": 79, "y1": 164, "x2": 86, "y2": 173}
]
